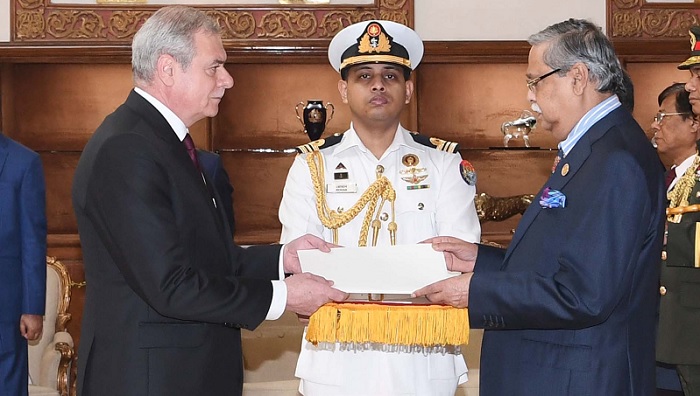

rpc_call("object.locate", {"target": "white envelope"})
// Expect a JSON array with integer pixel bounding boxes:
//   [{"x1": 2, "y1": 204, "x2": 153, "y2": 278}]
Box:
[{"x1": 297, "y1": 244, "x2": 460, "y2": 295}]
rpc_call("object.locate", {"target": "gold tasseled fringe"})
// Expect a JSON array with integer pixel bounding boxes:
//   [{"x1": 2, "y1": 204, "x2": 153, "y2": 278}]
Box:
[{"x1": 306, "y1": 303, "x2": 469, "y2": 347}]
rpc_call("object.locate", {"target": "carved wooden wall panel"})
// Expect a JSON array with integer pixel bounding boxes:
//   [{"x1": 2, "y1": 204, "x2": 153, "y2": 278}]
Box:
[
  {"x1": 12, "y1": 0, "x2": 411, "y2": 44},
  {"x1": 609, "y1": 0, "x2": 700, "y2": 40}
]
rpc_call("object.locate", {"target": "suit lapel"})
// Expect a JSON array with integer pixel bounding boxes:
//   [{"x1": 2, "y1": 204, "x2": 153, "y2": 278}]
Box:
[
  {"x1": 503, "y1": 108, "x2": 622, "y2": 263},
  {"x1": 124, "y1": 91, "x2": 227, "y2": 235}
]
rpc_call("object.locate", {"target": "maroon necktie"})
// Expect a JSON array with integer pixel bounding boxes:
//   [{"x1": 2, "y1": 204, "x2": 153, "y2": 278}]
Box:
[
  {"x1": 665, "y1": 167, "x2": 676, "y2": 190},
  {"x1": 182, "y1": 134, "x2": 201, "y2": 171}
]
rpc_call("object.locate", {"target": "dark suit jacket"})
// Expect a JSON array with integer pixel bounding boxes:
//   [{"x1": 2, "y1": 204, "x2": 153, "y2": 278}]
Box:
[
  {"x1": 657, "y1": 156, "x2": 700, "y2": 365},
  {"x1": 72, "y1": 90, "x2": 282, "y2": 396},
  {"x1": 198, "y1": 149, "x2": 235, "y2": 237},
  {"x1": 0, "y1": 133, "x2": 46, "y2": 395},
  {"x1": 469, "y1": 107, "x2": 665, "y2": 396}
]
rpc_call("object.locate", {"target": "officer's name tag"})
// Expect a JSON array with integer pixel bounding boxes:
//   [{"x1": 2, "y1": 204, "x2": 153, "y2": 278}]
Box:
[{"x1": 326, "y1": 182, "x2": 358, "y2": 193}]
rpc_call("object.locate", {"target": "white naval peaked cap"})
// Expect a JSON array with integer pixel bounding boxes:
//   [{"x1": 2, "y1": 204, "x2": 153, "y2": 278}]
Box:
[{"x1": 328, "y1": 20, "x2": 424, "y2": 75}]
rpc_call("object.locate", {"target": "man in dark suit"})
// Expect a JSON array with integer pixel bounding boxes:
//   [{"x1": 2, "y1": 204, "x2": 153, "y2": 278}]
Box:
[
  {"x1": 415, "y1": 19, "x2": 665, "y2": 395},
  {"x1": 198, "y1": 149, "x2": 235, "y2": 236},
  {"x1": 72, "y1": 6, "x2": 346, "y2": 396},
  {"x1": 657, "y1": 28, "x2": 700, "y2": 396},
  {"x1": 0, "y1": 132, "x2": 46, "y2": 396}
]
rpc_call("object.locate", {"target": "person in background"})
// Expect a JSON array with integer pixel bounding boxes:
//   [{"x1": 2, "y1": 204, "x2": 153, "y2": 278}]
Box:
[
  {"x1": 619, "y1": 68, "x2": 635, "y2": 113},
  {"x1": 278, "y1": 19, "x2": 480, "y2": 395},
  {"x1": 0, "y1": 131, "x2": 47, "y2": 396},
  {"x1": 198, "y1": 148, "x2": 235, "y2": 236},
  {"x1": 72, "y1": 6, "x2": 346, "y2": 396},
  {"x1": 414, "y1": 18, "x2": 664, "y2": 396},
  {"x1": 655, "y1": 27, "x2": 700, "y2": 395},
  {"x1": 652, "y1": 82, "x2": 697, "y2": 396}
]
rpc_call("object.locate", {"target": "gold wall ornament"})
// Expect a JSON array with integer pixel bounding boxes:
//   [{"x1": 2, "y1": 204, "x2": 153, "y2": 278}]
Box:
[
  {"x1": 17, "y1": 0, "x2": 43, "y2": 11},
  {"x1": 259, "y1": 11, "x2": 318, "y2": 38},
  {"x1": 380, "y1": 10, "x2": 409, "y2": 25},
  {"x1": 46, "y1": 11, "x2": 107, "y2": 39},
  {"x1": 208, "y1": 11, "x2": 256, "y2": 40},
  {"x1": 612, "y1": 10, "x2": 642, "y2": 37},
  {"x1": 16, "y1": 10, "x2": 46, "y2": 39},
  {"x1": 382, "y1": 0, "x2": 408, "y2": 10},
  {"x1": 108, "y1": 11, "x2": 151, "y2": 39},
  {"x1": 609, "y1": 0, "x2": 700, "y2": 39},
  {"x1": 642, "y1": 10, "x2": 699, "y2": 37},
  {"x1": 613, "y1": 0, "x2": 641, "y2": 10},
  {"x1": 319, "y1": 11, "x2": 376, "y2": 38}
]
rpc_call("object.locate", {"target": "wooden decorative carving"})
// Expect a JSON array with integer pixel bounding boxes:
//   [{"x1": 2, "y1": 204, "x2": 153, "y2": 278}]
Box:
[
  {"x1": 11, "y1": 0, "x2": 411, "y2": 43},
  {"x1": 609, "y1": 0, "x2": 700, "y2": 39}
]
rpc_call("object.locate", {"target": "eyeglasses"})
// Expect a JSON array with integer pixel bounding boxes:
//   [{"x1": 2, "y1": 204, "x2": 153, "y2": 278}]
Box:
[
  {"x1": 526, "y1": 68, "x2": 562, "y2": 92},
  {"x1": 654, "y1": 112, "x2": 692, "y2": 124}
]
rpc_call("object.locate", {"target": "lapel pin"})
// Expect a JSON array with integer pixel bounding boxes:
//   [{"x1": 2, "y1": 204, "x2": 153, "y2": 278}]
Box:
[{"x1": 561, "y1": 163, "x2": 569, "y2": 177}]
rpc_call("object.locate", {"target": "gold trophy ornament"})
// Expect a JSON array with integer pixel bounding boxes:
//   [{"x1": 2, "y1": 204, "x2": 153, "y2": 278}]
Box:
[{"x1": 296, "y1": 100, "x2": 334, "y2": 141}]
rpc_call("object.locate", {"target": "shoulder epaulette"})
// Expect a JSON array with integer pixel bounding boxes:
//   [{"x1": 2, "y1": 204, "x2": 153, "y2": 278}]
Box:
[
  {"x1": 409, "y1": 132, "x2": 460, "y2": 154},
  {"x1": 295, "y1": 133, "x2": 344, "y2": 154}
]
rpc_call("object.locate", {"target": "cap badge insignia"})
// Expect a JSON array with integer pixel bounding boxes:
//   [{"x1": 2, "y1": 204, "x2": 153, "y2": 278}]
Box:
[{"x1": 359, "y1": 22, "x2": 391, "y2": 54}]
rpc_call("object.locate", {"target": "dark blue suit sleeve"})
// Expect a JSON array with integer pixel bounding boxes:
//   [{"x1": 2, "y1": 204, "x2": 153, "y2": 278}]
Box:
[{"x1": 20, "y1": 154, "x2": 47, "y2": 315}]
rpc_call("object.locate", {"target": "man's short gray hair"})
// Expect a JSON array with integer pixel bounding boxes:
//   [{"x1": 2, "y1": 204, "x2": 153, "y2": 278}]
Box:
[
  {"x1": 527, "y1": 18, "x2": 623, "y2": 95},
  {"x1": 132, "y1": 6, "x2": 220, "y2": 84}
]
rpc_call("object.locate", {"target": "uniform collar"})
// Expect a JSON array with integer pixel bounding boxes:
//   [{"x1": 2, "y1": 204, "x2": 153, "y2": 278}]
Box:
[
  {"x1": 335, "y1": 123, "x2": 424, "y2": 158},
  {"x1": 669, "y1": 154, "x2": 697, "y2": 191}
]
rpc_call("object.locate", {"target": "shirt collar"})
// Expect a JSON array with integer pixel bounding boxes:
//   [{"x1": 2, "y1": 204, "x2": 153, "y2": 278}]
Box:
[
  {"x1": 559, "y1": 94, "x2": 621, "y2": 157},
  {"x1": 134, "y1": 87, "x2": 189, "y2": 142},
  {"x1": 674, "y1": 154, "x2": 697, "y2": 181}
]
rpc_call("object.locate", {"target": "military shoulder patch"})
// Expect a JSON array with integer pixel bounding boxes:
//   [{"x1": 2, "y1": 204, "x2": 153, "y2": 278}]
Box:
[
  {"x1": 409, "y1": 132, "x2": 460, "y2": 153},
  {"x1": 295, "y1": 133, "x2": 344, "y2": 154},
  {"x1": 460, "y1": 160, "x2": 477, "y2": 186}
]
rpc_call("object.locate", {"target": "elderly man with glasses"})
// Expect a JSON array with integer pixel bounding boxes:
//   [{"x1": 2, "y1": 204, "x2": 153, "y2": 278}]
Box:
[
  {"x1": 651, "y1": 82, "x2": 698, "y2": 396},
  {"x1": 414, "y1": 18, "x2": 665, "y2": 396}
]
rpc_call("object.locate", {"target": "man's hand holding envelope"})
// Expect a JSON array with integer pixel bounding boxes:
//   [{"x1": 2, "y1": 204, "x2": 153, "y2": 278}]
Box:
[{"x1": 412, "y1": 236, "x2": 479, "y2": 309}]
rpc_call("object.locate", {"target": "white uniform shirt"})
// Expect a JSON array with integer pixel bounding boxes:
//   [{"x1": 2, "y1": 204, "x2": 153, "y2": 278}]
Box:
[
  {"x1": 278, "y1": 125, "x2": 481, "y2": 395},
  {"x1": 280, "y1": 125, "x2": 480, "y2": 246}
]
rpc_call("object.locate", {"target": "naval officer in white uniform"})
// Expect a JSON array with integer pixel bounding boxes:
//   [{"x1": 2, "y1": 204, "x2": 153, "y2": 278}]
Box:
[{"x1": 278, "y1": 19, "x2": 481, "y2": 396}]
